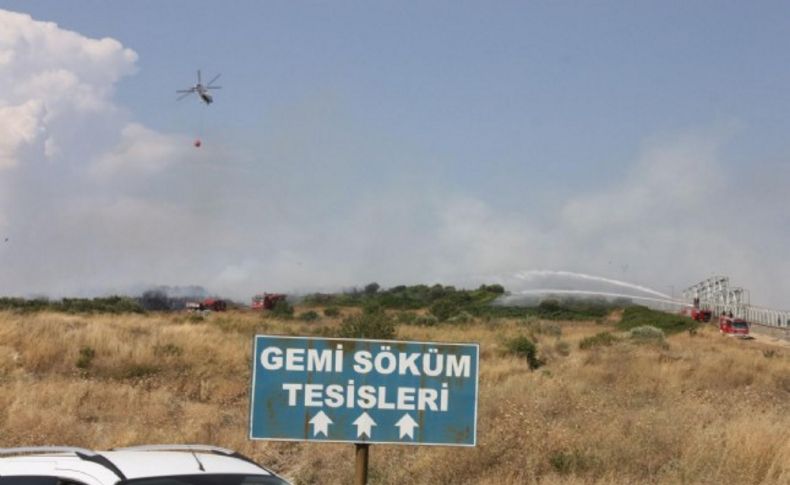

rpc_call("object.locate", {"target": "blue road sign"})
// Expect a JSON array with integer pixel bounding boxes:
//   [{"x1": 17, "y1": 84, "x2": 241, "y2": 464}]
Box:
[{"x1": 249, "y1": 335, "x2": 479, "y2": 446}]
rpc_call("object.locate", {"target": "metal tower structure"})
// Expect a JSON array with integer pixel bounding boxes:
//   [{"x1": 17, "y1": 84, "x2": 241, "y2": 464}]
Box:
[{"x1": 682, "y1": 276, "x2": 788, "y2": 329}]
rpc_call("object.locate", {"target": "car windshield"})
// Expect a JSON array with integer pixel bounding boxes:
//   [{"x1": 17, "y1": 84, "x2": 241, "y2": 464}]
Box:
[
  {"x1": 733, "y1": 322, "x2": 748, "y2": 328},
  {"x1": 121, "y1": 475, "x2": 287, "y2": 485}
]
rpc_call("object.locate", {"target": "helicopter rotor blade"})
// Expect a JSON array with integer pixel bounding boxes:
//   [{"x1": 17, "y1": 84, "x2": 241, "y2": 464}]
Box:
[
  {"x1": 206, "y1": 86, "x2": 222, "y2": 90},
  {"x1": 206, "y1": 73, "x2": 221, "y2": 86},
  {"x1": 197, "y1": 69, "x2": 202, "y2": 84},
  {"x1": 176, "y1": 91, "x2": 193, "y2": 101},
  {"x1": 176, "y1": 88, "x2": 195, "y2": 93}
]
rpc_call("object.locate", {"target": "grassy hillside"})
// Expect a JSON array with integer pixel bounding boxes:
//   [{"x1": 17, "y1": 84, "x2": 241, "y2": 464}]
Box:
[{"x1": 0, "y1": 308, "x2": 788, "y2": 484}]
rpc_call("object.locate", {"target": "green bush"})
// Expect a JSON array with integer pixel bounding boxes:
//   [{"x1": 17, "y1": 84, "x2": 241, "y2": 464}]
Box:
[
  {"x1": 338, "y1": 308, "x2": 397, "y2": 340},
  {"x1": 271, "y1": 300, "x2": 294, "y2": 319},
  {"x1": 76, "y1": 346, "x2": 96, "y2": 369},
  {"x1": 362, "y1": 301, "x2": 384, "y2": 315},
  {"x1": 323, "y1": 307, "x2": 341, "y2": 318},
  {"x1": 549, "y1": 450, "x2": 593, "y2": 475},
  {"x1": 447, "y1": 311, "x2": 473, "y2": 324},
  {"x1": 629, "y1": 325, "x2": 665, "y2": 341},
  {"x1": 538, "y1": 299, "x2": 561, "y2": 313},
  {"x1": 505, "y1": 335, "x2": 543, "y2": 370},
  {"x1": 397, "y1": 311, "x2": 417, "y2": 324},
  {"x1": 61, "y1": 296, "x2": 145, "y2": 314},
  {"x1": 479, "y1": 284, "x2": 505, "y2": 294},
  {"x1": 298, "y1": 310, "x2": 320, "y2": 322},
  {"x1": 0, "y1": 296, "x2": 144, "y2": 314},
  {"x1": 414, "y1": 315, "x2": 439, "y2": 326},
  {"x1": 618, "y1": 306, "x2": 696, "y2": 334},
  {"x1": 363, "y1": 282, "x2": 380, "y2": 295},
  {"x1": 579, "y1": 332, "x2": 619, "y2": 350},
  {"x1": 429, "y1": 299, "x2": 460, "y2": 321},
  {"x1": 0, "y1": 297, "x2": 50, "y2": 313},
  {"x1": 117, "y1": 364, "x2": 160, "y2": 379},
  {"x1": 153, "y1": 343, "x2": 182, "y2": 357},
  {"x1": 554, "y1": 340, "x2": 571, "y2": 356},
  {"x1": 302, "y1": 282, "x2": 505, "y2": 312}
]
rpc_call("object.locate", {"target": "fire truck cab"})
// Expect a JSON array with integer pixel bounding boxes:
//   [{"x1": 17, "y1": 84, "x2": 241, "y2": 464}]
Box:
[{"x1": 719, "y1": 314, "x2": 750, "y2": 337}]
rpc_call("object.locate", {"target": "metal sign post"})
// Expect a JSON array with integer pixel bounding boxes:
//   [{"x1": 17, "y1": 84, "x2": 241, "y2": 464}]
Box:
[
  {"x1": 355, "y1": 443, "x2": 369, "y2": 485},
  {"x1": 249, "y1": 335, "x2": 479, "y2": 480}
]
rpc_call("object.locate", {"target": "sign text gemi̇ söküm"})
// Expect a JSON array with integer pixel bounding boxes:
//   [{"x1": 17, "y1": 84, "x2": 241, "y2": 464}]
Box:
[{"x1": 249, "y1": 335, "x2": 479, "y2": 446}]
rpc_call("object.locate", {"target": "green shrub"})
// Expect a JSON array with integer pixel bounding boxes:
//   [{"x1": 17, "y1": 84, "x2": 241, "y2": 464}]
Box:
[
  {"x1": 298, "y1": 310, "x2": 320, "y2": 322},
  {"x1": 0, "y1": 296, "x2": 144, "y2": 314},
  {"x1": 397, "y1": 311, "x2": 417, "y2": 324},
  {"x1": 362, "y1": 301, "x2": 384, "y2": 315},
  {"x1": 549, "y1": 450, "x2": 592, "y2": 475},
  {"x1": 618, "y1": 306, "x2": 696, "y2": 334},
  {"x1": 363, "y1": 282, "x2": 380, "y2": 295},
  {"x1": 538, "y1": 299, "x2": 561, "y2": 313},
  {"x1": 447, "y1": 311, "x2": 473, "y2": 324},
  {"x1": 479, "y1": 284, "x2": 505, "y2": 294},
  {"x1": 505, "y1": 336, "x2": 543, "y2": 370},
  {"x1": 338, "y1": 308, "x2": 397, "y2": 339},
  {"x1": 76, "y1": 346, "x2": 96, "y2": 369},
  {"x1": 429, "y1": 299, "x2": 460, "y2": 321},
  {"x1": 549, "y1": 451, "x2": 574, "y2": 474},
  {"x1": 153, "y1": 343, "x2": 182, "y2": 357},
  {"x1": 117, "y1": 364, "x2": 160, "y2": 379},
  {"x1": 323, "y1": 307, "x2": 341, "y2": 318},
  {"x1": 302, "y1": 282, "x2": 505, "y2": 313},
  {"x1": 554, "y1": 340, "x2": 571, "y2": 356},
  {"x1": 271, "y1": 300, "x2": 294, "y2": 319},
  {"x1": 579, "y1": 332, "x2": 619, "y2": 350},
  {"x1": 629, "y1": 325, "x2": 665, "y2": 341},
  {"x1": 60, "y1": 296, "x2": 145, "y2": 314},
  {"x1": 414, "y1": 315, "x2": 439, "y2": 326}
]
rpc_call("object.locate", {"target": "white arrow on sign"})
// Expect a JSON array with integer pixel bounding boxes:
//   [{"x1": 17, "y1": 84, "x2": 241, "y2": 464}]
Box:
[
  {"x1": 352, "y1": 412, "x2": 377, "y2": 439},
  {"x1": 395, "y1": 413, "x2": 419, "y2": 439},
  {"x1": 309, "y1": 410, "x2": 333, "y2": 437}
]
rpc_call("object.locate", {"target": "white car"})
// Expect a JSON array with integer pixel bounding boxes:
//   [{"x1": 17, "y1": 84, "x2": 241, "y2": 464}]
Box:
[{"x1": 0, "y1": 444, "x2": 290, "y2": 485}]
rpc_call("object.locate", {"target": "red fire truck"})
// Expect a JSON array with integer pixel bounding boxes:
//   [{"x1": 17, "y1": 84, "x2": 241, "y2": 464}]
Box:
[
  {"x1": 186, "y1": 298, "x2": 227, "y2": 312},
  {"x1": 251, "y1": 293, "x2": 287, "y2": 310},
  {"x1": 719, "y1": 314, "x2": 750, "y2": 337},
  {"x1": 690, "y1": 307, "x2": 712, "y2": 322}
]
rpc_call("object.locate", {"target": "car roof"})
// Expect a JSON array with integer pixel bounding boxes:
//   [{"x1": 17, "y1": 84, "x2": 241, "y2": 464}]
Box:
[
  {"x1": 100, "y1": 451, "x2": 269, "y2": 479},
  {"x1": 0, "y1": 446, "x2": 281, "y2": 483},
  {"x1": 0, "y1": 454, "x2": 121, "y2": 484}
]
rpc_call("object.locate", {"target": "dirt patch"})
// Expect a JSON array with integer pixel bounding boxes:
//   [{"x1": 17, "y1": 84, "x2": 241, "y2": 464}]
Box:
[{"x1": 748, "y1": 325, "x2": 790, "y2": 349}]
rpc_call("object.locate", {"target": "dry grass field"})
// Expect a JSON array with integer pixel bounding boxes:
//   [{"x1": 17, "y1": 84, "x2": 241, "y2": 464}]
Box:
[{"x1": 0, "y1": 308, "x2": 789, "y2": 484}]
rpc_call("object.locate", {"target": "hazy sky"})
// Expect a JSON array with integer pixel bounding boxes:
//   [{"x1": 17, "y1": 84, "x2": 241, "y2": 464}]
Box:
[{"x1": 0, "y1": 2, "x2": 788, "y2": 307}]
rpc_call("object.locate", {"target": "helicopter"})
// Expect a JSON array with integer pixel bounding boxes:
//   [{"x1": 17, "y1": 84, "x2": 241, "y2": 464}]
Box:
[{"x1": 177, "y1": 70, "x2": 221, "y2": 105}]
